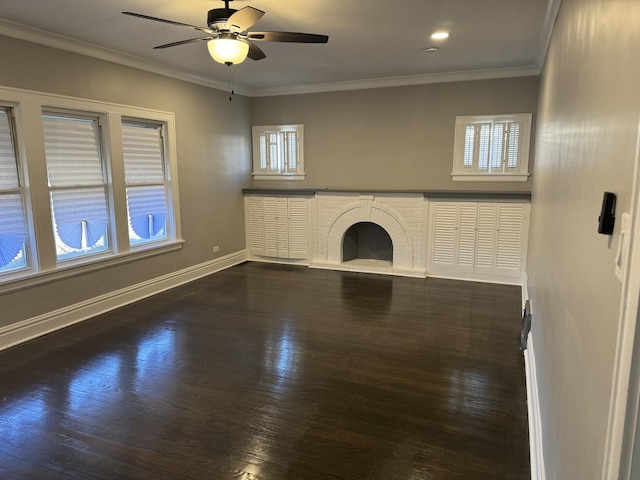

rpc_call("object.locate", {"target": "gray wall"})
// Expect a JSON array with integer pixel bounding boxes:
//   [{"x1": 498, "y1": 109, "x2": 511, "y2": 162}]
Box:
[
  {"x1": 250, "y1": 76, "x2": 539, "y2": 191},
  {"x1": 0, "y1": 35, "x2": 252, "y2": 327},
  {"x1": 527, "y1": 0, "x2": 640, "y2": 477}
]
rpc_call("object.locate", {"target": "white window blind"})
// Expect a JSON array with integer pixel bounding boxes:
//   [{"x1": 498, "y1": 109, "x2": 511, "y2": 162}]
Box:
[
  {"x1": 452, "y1": 114, "x2": 532, "y2": 182},
  {"x1": 252, "y1": 125, "x2": 304, "y2": 179},
  {"x1": 43, "y1": 114, "x2": 110, "y2": 261},
  {"x1": 0, "y1": 108, "x2": 28, "y2": 273},
  {"x1": 122, "y1": 122, "x2": 168, "y2": 245}
]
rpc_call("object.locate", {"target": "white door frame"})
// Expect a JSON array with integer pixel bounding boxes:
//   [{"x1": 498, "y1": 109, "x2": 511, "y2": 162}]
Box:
[{"x1": 602, "y1": 116, "x2": 640, "y2": 479}]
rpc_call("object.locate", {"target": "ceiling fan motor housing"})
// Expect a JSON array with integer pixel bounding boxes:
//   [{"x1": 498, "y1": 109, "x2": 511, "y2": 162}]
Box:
[{"x1": 207, "y1": 8, "x2": 235, "y2": 29}]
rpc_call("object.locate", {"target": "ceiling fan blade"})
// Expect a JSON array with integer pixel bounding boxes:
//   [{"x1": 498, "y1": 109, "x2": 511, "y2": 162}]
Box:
[
  {"x1": 153, "y1": 37, "x2": 214, "y2": 49},
  {"x1": 122, "y1": 12, "x2": 216, "y2": 34},
  {"x1": 247, "y1": 31, "x2": 329, "y2": 43},
  {"x1": 247, "y1": 41, "x2": 267, "y2": 61},
  {"x1": 225, "y1": 7, "x2": 265, "y2": 32}
]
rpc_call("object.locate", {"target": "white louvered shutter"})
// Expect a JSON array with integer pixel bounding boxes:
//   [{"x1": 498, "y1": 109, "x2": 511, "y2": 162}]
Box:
[
  {"x1": 477, "y1": 123, "x2": 491, "y2": 171},
  {"x1": 287, "y1": 198, "x2": 308, "y2": 259},
  {"x1": 276, "y1": 198, "x2": 289, "y2": 257},
  {"x1": 490, "y1": 123, "x2": 505, "y2": 171},
  {"x1": 430, "y1": 202, "x2": 458, "y2": 272},
  {"x1": 263, "y1": 197, "x2": 278, "y2": 257},
  {"x1": 506, "y1": 123, "x2": 521, "y2": 171},
  {"x1": 474, "y1": 203, "x2": 498, "y2": 275},
  {"x1": 42, "y1": 114, "x2": 110, "y2": 260},
  {"x1": 463, "y1": 125, "x2": 475, "y2": 168},
  {"x1": 284, "y1": 131, "x2": 299, "y2": 174},
  {"x1": 247, "y1": 197, "x2": 265, "y2": 255},
  {"x1": 456, "y1": 203, "x2": 477, "y2": 273},
  {"x1": 495, "y1": 204, "x2": 526, "y2": 277}
]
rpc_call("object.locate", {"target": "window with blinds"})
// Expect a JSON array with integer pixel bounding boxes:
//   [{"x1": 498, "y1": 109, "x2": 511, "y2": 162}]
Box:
[
  {"x1": 122, "y1": 121, "x2": 168, "y2": 246},
  {"x1": 0, "y1": 108, "x2": 28, "y2": 275},
  {"x1": 0, "y1": 87, "x2": 180, "y2": 286},
  {"x1": 453, "y1": 113, "x2": 532, "y2": 182},
  {"x1": 252, "y1": 125, "x2": 304, "y2": 180},
  {"x1": 42, "y1": 113, "x2": 110, "y2": 262}
]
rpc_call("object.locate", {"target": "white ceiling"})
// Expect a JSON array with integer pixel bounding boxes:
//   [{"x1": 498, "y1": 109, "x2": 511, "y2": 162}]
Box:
[{"x1": 0, "y1": 0, "x2": 559, "y2": 96}]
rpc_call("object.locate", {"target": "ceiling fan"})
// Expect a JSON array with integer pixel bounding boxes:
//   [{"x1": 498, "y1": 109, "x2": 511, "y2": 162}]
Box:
[{"x1": 123, "y1": 0, "x2": 329, "y2": 66}]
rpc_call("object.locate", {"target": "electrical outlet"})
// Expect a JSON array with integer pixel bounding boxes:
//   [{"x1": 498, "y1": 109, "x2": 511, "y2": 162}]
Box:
[{"x1": 213, "y1": 246, "x2": 220, "y2": 253}]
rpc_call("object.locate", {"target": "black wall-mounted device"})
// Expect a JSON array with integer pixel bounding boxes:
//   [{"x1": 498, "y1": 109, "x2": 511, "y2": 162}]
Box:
[{"x1": 598, "y1": 191, "x2": 616, "y2": 235}]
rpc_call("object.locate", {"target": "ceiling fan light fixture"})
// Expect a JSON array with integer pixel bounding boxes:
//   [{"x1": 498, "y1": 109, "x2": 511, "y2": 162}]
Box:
[{"x1": 207, "y1": 36, "x2": 249, "y2": 65}]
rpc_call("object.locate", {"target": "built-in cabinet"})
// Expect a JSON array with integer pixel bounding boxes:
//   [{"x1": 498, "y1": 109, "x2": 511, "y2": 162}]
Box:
[
  {"x1": 245, "y1": 196, "x2": 309, "y2": 260},
  {"x1": 244, "y1": 190, "x2": 530, "y2": 284},
  {"x1": 428, "y1": 201, "x2": 530, "y2": 281}
]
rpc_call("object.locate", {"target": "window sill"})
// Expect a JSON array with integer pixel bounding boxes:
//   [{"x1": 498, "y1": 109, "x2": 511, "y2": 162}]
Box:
[
  {"x1": 253, "y1": 174, "x2": 306, "y2": 181},
  {"x1": 0, "y1": 240, "x2": 184, "y2": 295},
  {"x1": 452, "y1": 173, "x2": 530, "y2": 182}
]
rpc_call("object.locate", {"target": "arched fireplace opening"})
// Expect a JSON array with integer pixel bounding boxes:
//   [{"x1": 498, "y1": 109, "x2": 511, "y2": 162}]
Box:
[{"x1": 342, "y1": 222, "x2": 393, "y2": 264}]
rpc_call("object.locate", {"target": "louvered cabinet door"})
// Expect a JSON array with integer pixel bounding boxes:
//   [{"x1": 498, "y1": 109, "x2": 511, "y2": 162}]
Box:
[
  {"x1": 474, "y1": 203, "x2": 498, "y2": 275},
  {"x1": 263, "y1": 197, "x2": 279, "y2": 257},
  {"x1": 246, "y1": 197, "x2": 265, "y2": 255},
  {"x1": 494, "y1": 203, "x2": 528, "y2": 278},
  {"x1": 275, "y1": 198, "x2": 289, "y2": 257},
  {"x1": 430, "y1": 202, "x2": 459, "y2": 273},
  {"x1": 287, "y1": 198, "x2": 309, "y2": 259},
  {"x1": 457, "y1": 203, "x2": 478, "y2": 273}
]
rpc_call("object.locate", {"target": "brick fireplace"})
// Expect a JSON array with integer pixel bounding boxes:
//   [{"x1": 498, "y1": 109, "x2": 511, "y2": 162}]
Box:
[{"x1": 310, "y1": 192, "x2": 428, "y2": 277}]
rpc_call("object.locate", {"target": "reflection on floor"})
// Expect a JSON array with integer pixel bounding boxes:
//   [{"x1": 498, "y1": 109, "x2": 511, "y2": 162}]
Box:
[{"x1": 0, "y1": 262, "x2": 529, "y2": 479}]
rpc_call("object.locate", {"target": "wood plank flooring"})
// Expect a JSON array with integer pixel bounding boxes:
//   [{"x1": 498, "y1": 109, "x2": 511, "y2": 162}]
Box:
[{"x1": 0, "y1": 263, "x2": 529, "y2": 479}]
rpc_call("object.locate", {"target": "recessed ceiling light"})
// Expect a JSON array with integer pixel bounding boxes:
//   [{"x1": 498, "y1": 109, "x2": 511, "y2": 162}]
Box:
[
  {"x1": 431, "y1": 31, "x2": 450, "y2": 40},
  {"x1": 423, "y1": 46, "x2": 439, "y2": 53}
]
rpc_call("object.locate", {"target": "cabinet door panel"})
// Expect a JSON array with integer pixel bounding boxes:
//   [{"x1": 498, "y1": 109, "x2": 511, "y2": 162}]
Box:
[
  {"x1": 475, "y1": 203, "x2": 497, "y2": 275},
  {"x1": 430, "y1": 202, "x2": 459, "y2": 272},
  {"x1": 263, "y1": 197, "x2": 279, "y2": 257},
  {"x1": 495, "y1": 204, "x2": 526, "y2": 277},
  {"x1": 276, "y1": 198, "x2": 289, "y2": 257},
  {"x1": 246, "y1": 197, "x2": 265, "y2": 256},
  {"x1": 287, "y1": 198, "x2": 309, "y2": 259},
  {"x1": 457, "y1": 203, "x2": 477, "y2": 273}
]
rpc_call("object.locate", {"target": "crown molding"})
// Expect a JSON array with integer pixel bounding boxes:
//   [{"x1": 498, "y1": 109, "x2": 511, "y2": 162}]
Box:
[
  {"x1": 535, "y1": 0, "x2": 562, "y2": 69},
  {"x1": 0, "y1": 17, "x2": 546, "y2": 99},
  {"x1": 0, "y1": 18, "x2": 252, "y2": 97},
  {"x1": 250, "y1": 65, "x2": 541, "y2": 97}
]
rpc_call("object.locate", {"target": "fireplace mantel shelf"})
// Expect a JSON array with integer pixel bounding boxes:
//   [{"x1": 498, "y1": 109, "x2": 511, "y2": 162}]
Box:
[{"x1": 242, "y1": 187, "x2": 531, "y2": 200}]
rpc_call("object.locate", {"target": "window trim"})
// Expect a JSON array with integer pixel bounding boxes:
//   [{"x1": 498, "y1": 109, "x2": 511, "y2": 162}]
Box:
[
  {"x1": 42, "y1": 111, "x2": 112, "y2": 263},
  {"x1": 252, "y1": 124, "x2": 305, "y2": 180},
  {"x1": 0, "y1": 105, "x2": 31, "y2": 276},
  {"x1": 451, "y1": 113, "x2": 532, "y2": 182},
  {"x1": 0, "y1": 85, "x2": 182, "y2": 290},
  {"x1": 121, "y1": 119, "x2": 171, "y2": 248}
]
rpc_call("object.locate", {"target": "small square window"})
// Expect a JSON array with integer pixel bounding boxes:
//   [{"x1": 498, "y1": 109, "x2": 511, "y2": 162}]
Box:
[
  {"x1": 252, "y1": 125, "x2": 304, "y2": 180},
  {"x1": 452, "y1": 113, "x2": 532, "y2": 182}
]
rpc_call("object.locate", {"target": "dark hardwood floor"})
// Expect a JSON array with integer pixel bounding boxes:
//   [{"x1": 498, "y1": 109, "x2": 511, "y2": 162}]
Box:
[{"x1": 0, "y1": 262, "x2": 529, "y2": 479}]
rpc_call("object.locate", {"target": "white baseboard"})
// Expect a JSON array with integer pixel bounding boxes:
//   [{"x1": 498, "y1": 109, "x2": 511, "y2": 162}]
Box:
[
  {"x1": 525, "y1": 332, "x2": 546, "y2": 480},
  {"x1": 426, "y1": 271, "x2": 522, "y2": 286},
  {"x1": 0, "y1": 250, "x2": 248, "y2": 351}
]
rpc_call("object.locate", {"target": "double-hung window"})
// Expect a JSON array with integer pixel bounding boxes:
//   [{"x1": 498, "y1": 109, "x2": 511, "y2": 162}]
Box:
[
  {"x1": 252, "y1": 125, "x2": 304, "y2": 180},
  {"x1": 0, "y1": 85, "x2": 181, "y2": 287},
  {"x1": 452, "y1": 113, "x2": 532, "y2": 182},
  {"x1": 0, "y1": 107, "x2": 29, "y2": 274},
  {"x1": 122, "y1": 121, "x2": 169, "y2": 246},
  {"x1": 43, "y1": 113, "x2": 110, "y2": 262}
]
